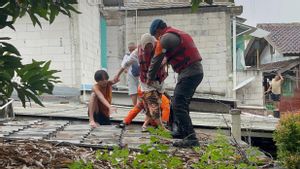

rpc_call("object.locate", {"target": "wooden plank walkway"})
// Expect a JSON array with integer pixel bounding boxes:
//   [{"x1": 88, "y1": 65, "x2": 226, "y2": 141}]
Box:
[{"x1": 12, "y1": 102, "x2": 279, "y2": 138}]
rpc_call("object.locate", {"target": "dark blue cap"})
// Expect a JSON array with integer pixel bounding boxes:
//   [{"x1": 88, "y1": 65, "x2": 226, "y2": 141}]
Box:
[{"x1": 150, "y1": 19, "x2": 165, "y2": 36}]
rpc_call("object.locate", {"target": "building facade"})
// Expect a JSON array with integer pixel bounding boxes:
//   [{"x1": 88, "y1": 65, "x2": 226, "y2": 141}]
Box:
[
  {"x1": 239, "y1": 23, "x2": 300, "y2": 109},
  {"x1": 104, "y1": 1, "x2": 242, "y2": 100},
  {"x1": 0, "y1": 1, "x2": 101, "y2": 92}
]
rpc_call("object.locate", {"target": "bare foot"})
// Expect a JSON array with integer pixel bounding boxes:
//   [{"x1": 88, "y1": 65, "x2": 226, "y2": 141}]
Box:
[{"x1": 89, "y1": 121, "x2": 99, "y2": 128}]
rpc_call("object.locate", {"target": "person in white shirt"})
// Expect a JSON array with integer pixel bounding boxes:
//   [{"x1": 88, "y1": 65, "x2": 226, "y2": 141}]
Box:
[{"x1": 121, "y1": 42, "x2": 139, "y2": 106}]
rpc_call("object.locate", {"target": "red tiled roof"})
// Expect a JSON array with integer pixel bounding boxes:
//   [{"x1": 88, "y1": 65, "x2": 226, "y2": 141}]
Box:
[{"x1": 257, "y1": 23, "x2": 300, "y2": 55}]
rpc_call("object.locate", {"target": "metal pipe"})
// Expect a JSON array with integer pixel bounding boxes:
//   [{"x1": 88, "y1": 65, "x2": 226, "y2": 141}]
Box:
[
  {"x1": 125, "y1": 9, "x2": 128, "y2": 52},
  {"x1": 256, "y1": 49, "x2": 260, "y2": 69},
  {"x1": 0, "y1": 98, "x2": 14, "y2": 110},
  {"x1": 232, "y1": 17, "x2": 237, "y2": 99},
  {"x1": 135, "y1": 9, "x2": 138, "y2": 45}
]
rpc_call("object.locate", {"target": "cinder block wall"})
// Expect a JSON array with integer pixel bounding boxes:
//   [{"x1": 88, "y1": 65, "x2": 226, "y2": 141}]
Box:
[
  {"x1": 0, "y1": 14, "x2": 75, "y2": 86},
  {"x1": 105, "y1": 10, "x2": 127, "y2": 86},
  {"x1": 0, "y1": 2, "x2": 101, "y2": 89},
  {"x1": 77, "y1": 1, "x2": 101, "y2": 86},
  {"x1": 106, "y1": 6, "x2": 240, "y2": 98}
]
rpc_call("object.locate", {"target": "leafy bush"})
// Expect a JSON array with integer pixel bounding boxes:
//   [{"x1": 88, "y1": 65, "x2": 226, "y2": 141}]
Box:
[
  {"x1": 273, "y1": 112, "x2": 300, "y2": 169},
  {"x1": 0, "y1": 46, "x2": 61, "y2": 107}
]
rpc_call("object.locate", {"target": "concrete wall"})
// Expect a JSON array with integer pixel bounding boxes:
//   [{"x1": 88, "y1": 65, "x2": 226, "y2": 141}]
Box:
[
  {"x1": 236, "y1": 70, "x2": 264, "y2": 106},
  {"x1": 77, "y1": 1, "x2": 101, "y2": 86},
  {"x1": 0, "y1": 2, "x2": 101, "y2": 89},
  {"x1": 0, "y1": 15, "x2": 74, "y2": 86},
  {"x1": 104, "y1": 11, "x2": 127, "y2": 85},
  {"x1": 105, "y1": 6, "x2": 241, "y2": 98}
]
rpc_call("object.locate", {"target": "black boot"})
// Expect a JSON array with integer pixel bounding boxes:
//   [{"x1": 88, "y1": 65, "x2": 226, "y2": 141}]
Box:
[
  {"x1": 173, "y1": 133, "x2": 200, "y2": 148},
  {"x1": 173, "y1": 123, "x2": 199, "y2": 148},
  {"x1": 173, "y1": 139, "x2": 200, "y2": 148},
  {"x1": 171, "y1": 131, "x2": 184, "y2": 139},
  {"x1": 171, "y1": 121, "x2": 185, "y2": 139}
]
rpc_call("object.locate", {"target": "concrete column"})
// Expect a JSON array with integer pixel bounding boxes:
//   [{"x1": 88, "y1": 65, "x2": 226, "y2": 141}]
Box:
[{"x1": 230, "y1": 109, "x2": 241, "y2": 142}]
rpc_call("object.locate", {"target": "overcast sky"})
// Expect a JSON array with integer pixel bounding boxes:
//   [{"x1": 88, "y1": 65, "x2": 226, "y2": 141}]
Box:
[{"x1": 235, "y1": 0, "x2": 300, "y2": 26}]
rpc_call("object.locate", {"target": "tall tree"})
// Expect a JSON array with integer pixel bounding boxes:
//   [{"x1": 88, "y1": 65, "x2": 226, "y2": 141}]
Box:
[{"x1": 0, "y1": 0, "x2": 80, "y2": 107}]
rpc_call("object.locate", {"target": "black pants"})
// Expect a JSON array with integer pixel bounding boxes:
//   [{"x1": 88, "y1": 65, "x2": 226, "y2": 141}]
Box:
[
  {"x1": 93, "y1": 112, "x2": 111, "y2": 125},
  {"x1": 172, "y1": 73, "x2": 203, "y2": 140},
  {"x1": 270, "y1": 93, "x2": 281, "y2": 101}
]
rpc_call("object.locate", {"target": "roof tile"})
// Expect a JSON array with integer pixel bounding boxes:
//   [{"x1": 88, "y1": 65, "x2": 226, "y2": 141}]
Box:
[{"x1": 257, "y1": 23, "x2": 300, "y2": 55}]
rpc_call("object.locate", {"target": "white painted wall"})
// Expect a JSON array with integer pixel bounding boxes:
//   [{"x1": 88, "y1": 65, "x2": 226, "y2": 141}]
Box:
[
  {"x1": 0, "y1": 15, "x2": 74, "y2": 86},
  {"x1": 236, "y1": 70, "x2": 264, "y2": 106},
  {"x1": 107, "y1": 26, "x2": 125, "y2": 84},
  {"x1": 77, "y1": 1, "x2": 101, "y2": 86},
  {"x1": 0, "y1": 2, "x2": 101, "y2": 89}
]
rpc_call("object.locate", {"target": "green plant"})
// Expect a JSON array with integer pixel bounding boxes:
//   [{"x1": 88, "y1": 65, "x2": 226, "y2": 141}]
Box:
[
  {"x1": 96, "y1": 147, "x2": 130, "y2": 168},
  {"x1": 131, "y1": 134, "x2": 182, "y2": 169},
  {"x1": 0, "y1": 0, "x2": 80, "y2": 107},
  {"x1": 0, "y1": 50, "x2": 61, "y2": 107},
  {"x1": 1, "y1": 0, "x2": 80, "y2": 29},
  {"x1": 95, "y1": 127, "x2": 183, "y2": 169},
  {"x1": 68, "y1": 159, "x2": 93, "y2": 169},
  {"x1": 273, "y1": 113, "x2": 300, "y2": 169},
  {"x1": 266, "y1": 103, "x2": 275, "y2": 111},
  {"x1": 72, "y1": 128, "x2": 267, "y2": 168},
  {"x1": 147, "y1": 126, "x2": 172, "y2": 139},
  {"x1": 192, "y1": 134, "x2": 257, "y2": 169}
]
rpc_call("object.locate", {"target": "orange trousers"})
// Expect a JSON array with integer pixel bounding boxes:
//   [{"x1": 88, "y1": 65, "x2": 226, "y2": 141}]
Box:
[{"x1": 123, "y1": 94, "x2": 170, "y2": 125}]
